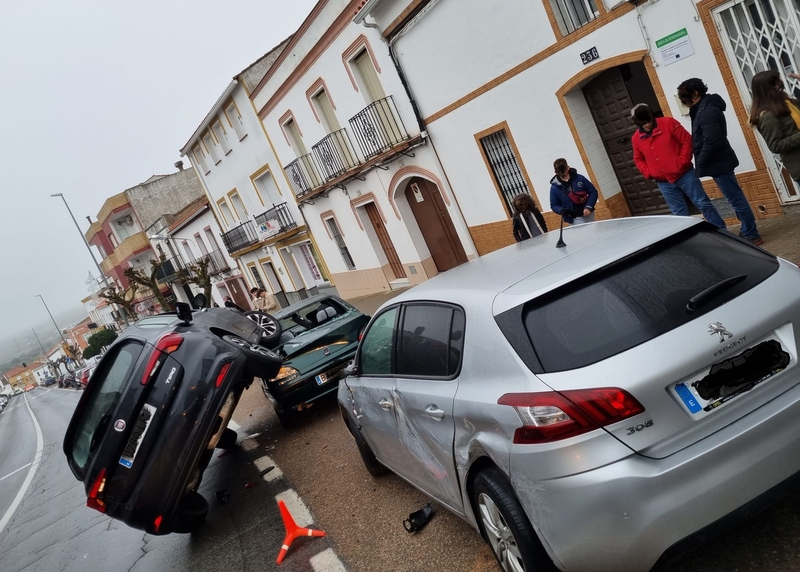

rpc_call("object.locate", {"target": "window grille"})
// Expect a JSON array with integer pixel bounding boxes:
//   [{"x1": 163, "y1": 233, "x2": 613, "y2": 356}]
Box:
[
  {"x1": 479, "y1": 129, "x2": 531, "y2": 217},
  {"x1": 549, "y1": 0, "x2": 599, "y2": 35},
  {"x1": 325, "y1": 218, "x2": 356, "y2": 270}
]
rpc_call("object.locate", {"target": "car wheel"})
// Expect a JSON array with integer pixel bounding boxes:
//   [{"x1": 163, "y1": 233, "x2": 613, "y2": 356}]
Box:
[
  {"x1": 471, "y1": 467, "x2": 555, "y2": 572},
  {"x1": 343, "y1": 409, "x2": 387, "y2": 477},
  {"x1": 172, "y1": 491, "x2": 209, "y2": 534},
  {"x1": 222, "y1": 334, "x2": 282, "y2": 378},
  {"x1": 243, "y1": 311, "x2": 283, "y2": 348}
]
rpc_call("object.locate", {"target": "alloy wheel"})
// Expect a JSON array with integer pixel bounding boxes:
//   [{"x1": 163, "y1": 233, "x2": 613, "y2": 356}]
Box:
[
  {"x1": 247, "y1": 313, "x2": 279, "y2": 337},
  {"x1": 478, "y1": 493, "x2": 525, "y2": 572}
]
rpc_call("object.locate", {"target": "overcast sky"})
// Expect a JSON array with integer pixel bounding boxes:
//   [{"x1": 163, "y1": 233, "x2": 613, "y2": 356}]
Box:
[{"x1": 0, "y1": 0, "x2": 316, "y2": 348}]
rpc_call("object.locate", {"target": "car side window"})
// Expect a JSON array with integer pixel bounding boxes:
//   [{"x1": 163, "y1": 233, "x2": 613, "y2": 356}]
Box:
[
  {"x1": 360, "y1": 307, "x2": 398, "y2": 375},
  {"x1": 398, "y1": 304, "x2": 464, "y2": 378}
]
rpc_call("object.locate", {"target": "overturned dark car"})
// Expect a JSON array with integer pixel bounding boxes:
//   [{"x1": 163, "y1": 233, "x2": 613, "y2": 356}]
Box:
[
  {"x1": 63, "y1": 300, "x2": 282, "y2": 535},
  {"x1": 253, "y1": 294, "x2": 369, "y2": 426}
]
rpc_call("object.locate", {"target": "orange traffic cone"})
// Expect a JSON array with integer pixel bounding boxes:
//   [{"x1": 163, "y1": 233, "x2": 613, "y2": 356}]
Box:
[{"x1": 275, "y1": 499, "x2": 326, "y2": 564}]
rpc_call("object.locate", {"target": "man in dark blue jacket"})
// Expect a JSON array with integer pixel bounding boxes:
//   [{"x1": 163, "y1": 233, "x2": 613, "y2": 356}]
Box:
[
  {"x1": 549, "y1": 158, "x2": 599, "y2": 225},
  {"x1": 678, "y1": 78, "x2": 762, "y2": 245}
]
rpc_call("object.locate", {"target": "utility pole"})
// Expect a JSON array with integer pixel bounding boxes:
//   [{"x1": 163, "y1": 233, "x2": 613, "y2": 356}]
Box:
[{"x1": 36, "y1": 294, "x2": 67, "y2": 344}]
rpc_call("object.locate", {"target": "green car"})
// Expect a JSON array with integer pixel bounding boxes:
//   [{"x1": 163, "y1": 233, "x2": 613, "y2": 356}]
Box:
[{"x1": 257, "y1": 294, "x2": 369, "y2": 425}]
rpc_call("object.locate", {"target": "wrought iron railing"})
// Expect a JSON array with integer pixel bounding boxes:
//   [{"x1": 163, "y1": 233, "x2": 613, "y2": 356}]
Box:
[
  {"x1": 254, "y1": 202, "x2": 297, "y2": 239},
  {"x1": 220, "y1": 220, "x2": 259, "y2": 254},
  {"x1": 155, "y1": 256, "x2": 185, "y2": 282},
  {"x1": 283, "y1": 153, "x2": 323, "y2": 198},
  {"x1": 348, "y1": 96, "x2": 409, "y2": 161},
  {"x1": 187, "y1": 249, "x2": 230, "y2": 276},
  {"x1": 312, "y1": 129, "x2": 361, "y2": 180}
]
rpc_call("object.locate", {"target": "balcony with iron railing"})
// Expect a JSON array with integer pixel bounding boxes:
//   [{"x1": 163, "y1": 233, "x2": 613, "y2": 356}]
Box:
[
  {"x1": 155, "y1": 255, "x2": 185, "y2": 283},
  {"x1": 283, "y1": 153, "x2": 324, "y2": 198},
  {"x1": 220, "y1": 220, "x2": 259, "y2": 255},
  {"x1": 312, "y1": 129, "x2": 361, "y2": 181},
  {"x1": 185, "y1": 249, "x2": 230, "y2": 276},
  {"x1": 254, "y1": 202, "x2": 298, "y2": 239},
  {"x1": 349, "y1": 96, "x2": 409, "y2": 161}
]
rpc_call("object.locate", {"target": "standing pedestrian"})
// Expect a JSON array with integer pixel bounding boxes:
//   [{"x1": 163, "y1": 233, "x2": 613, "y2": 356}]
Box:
[
  {"x1": 631, "y1": 103, "x2": 726, "y2": 228},
  {"x1": 750, "y1": 70, "x2": 800, "y2": 185},
  {"x1": 678, "y1": 78, "x2": 762, "y2": 245},
  {"x1": 249, "y1": 287, "x2": 259, "y2": 308},
  {"x1": 254, "y1": 288, "x2": 279, "y2": 313},
  {"x1": 549, "y1": 158, "x2": 599, "y2": 225},
  {"x1": 511, "y1": 193, "x2": 548, "y2": 242}
]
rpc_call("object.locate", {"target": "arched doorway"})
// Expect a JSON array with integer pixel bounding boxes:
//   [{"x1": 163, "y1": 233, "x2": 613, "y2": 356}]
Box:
[
  {"x1": 403, "y1": 177, "x2": 468, "y2": 272},
  {"x1": 582, "y1": 63, "x2": 670, "y2": 215}
]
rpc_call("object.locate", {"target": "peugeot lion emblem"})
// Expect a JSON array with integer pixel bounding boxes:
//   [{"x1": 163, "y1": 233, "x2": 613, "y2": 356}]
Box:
[{"x1": 707, "y1": 322, "x2": 733, "y2": 343}]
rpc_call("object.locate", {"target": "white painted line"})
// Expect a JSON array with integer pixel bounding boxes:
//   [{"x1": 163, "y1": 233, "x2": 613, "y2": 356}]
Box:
[
  {"x1": 0, "y1": 463, "x2": 33, "y2": 483},
  {"x1": 0, "y1": 394, "x2": 44, "y2": 534},
  {"x1": 275, "y1": 489, "x2": 313, "y2": 527},
  {"x1": 240, "y1": 440, "x2": 259, "y2": 452},
  {"x1": 227, "y1": 420, "x2": 241, "y2": 432},
  {"x1": 254, "y1": 455, "x2": 283, "y2": 482},
  {"x1": 310, "y1": 549, "x2": 347, "y2": 572}
]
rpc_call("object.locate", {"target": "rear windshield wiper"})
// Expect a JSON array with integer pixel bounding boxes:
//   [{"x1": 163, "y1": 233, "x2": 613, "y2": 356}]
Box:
[{"x1": 687, "y1": 274, "x2": 747, "y2": 311}]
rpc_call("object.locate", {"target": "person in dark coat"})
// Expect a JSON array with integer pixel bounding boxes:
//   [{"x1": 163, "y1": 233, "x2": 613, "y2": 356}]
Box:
[
  {"x1": 678, "y1": 78, "x2": 762, "y2": 245},
  {"x1": 512, "y1": 193, "x2": 547, "y2": 241},
  {"x1": 548, "y1": 158, "x2": 598, "y2": 225},
  {"x1": 750, "y1": 70, "x2": 800, "y2": 184}
]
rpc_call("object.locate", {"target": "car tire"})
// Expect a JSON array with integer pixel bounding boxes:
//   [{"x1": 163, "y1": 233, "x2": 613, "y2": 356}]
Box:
[
  {"x1": 344, "y1": 410, "x2": 387, "y2": 477},
  {"x1": 172, "y1": 491, "x2": 209, "y2": 534},
  {"x1": 470, "y1": 467, "x2": 555, "y2": 572},
  {"x1": 243, "y1": 311, "x2": 282, "y2": 348},
  {"x1": 222, "y1": 335, "x2": 282, "y2": 379}
]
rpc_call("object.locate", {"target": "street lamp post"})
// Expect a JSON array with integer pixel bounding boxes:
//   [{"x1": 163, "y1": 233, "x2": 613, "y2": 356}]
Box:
[
  {"x1": 51, "y1": 193, "x2": 110, "y2": 290},
  {"x1": 36, "y1": 294, "x2": 67, "y2": 344}
]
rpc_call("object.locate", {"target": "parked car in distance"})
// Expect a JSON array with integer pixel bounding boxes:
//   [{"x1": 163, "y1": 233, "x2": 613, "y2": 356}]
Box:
[
  {"x1": 79, "y1": 365, "x2": 97, "y2": 388},
  {"x1": 63, "y1": 299, "x2": 282, "y2": 535},
  {"x1": 43, "y1": 377, "x2": 56, "y2": 387},
  {"x1": 339, "y1": 217, "x2": 800, "y2": 572},
  {"x1": 255, "y1": 294, "x2": 369, "y2": 426}
]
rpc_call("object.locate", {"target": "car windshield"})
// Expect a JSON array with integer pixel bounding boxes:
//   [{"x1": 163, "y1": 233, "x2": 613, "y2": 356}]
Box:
[
  {"x1": 512, "y1": 227, "x2": 779, "y2": 372},
  {"x1": 276, "y1": 298, "x2": 354, "y2": 337},
  {"x1": 68, "y1": 342, "x2": 143, "y2": 472}
]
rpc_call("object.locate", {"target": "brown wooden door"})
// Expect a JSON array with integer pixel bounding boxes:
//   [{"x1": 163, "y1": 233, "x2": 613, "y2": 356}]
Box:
[
  {"x1": 405, "y1": 178, "x2": 468, "y2": 272},
  {"x1": 228, "y1": 278, "x2": 250, "y2": 309},
  {"x1": 582, "y1": 67, "x2": 670, "y2": 215},
  {"x1": 365, "y1": 202, "x2": 406, "y2": 279}
]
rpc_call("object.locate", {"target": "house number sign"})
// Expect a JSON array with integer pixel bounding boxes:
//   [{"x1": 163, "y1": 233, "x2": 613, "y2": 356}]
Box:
[{"x1": 580, "y1": 47, "x2": 599, "y2": 65}]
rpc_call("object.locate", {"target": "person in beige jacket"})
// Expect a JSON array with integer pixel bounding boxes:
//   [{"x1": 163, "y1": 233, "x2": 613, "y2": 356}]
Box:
[{"x1": 253, "y1": 288, "x2": 279, "y2": 313}]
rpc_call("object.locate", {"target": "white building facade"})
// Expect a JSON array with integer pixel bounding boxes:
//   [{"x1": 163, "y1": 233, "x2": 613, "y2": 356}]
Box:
[
  {"x1": 247, "y1": 0, "x2": 478, "y2": 299},
  {"x1": 356, "y1": 0, "x2": 795, "y2": 255}
]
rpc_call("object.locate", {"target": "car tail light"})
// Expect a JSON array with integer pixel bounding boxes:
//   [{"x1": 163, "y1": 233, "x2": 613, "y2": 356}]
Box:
[
  {"x1": 141, "y1": 332, "x2": 184, "y2": 385},
  {"x1": 358, "y1": 327, "x2": 366, "y2": 341},
  {"x1": 87, "y1": 468, "x2": 108, "y2": 513},
  {"x1": 153, "y1": 515, "x2": 163, "y2": 533},
  {"x1": 215, "y1": 362, "x2": 232, "y2": 388},
  {"x1": 497, "y1": 388, "x2": 644, "y2": 444}
]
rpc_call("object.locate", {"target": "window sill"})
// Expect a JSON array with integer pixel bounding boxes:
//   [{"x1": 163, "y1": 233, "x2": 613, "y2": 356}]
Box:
[
  {"x1": 205, "y1": 170, "x2": 211, "y2": 176},
  {"x1": 225, "y1": 149, "x2": 233, "y2": 156},
  {"x1": 239, "y1": 134, "x2": 248, "y2": 142},
  {"x1": 214, "y1": 160, "x2": 222, "y2": 166}
]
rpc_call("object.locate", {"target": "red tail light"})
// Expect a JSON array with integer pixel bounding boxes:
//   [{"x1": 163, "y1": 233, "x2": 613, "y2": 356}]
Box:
[
  {"x1": 141, "y1": 332, "x2": 184, "y2": 385},
  {"x1": 153, "y1": 515, "x2": 163, "y2": 533},
  {"x1": 87, "y1": 468, "x2": 107, "y2": 513},
  {"x1": 498, "y1": 388, "x2": 644, "y2": 444},
  {"x1": 358, "y1": 327, "x2": 366, "y2": 341},
  {"x1": 215, "y1": 362, "x2": 232, "y2": 388}
]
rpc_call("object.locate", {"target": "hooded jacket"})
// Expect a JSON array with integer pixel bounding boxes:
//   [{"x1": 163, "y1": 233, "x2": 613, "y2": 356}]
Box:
[
  {"x1": 689, "y1": 93, "x2": 739, "y2": 178},
  {"x1": 632, "y1": 116, "x2": 694, "y2": 183},
  {"x1": 549, "y1": 168, "x2": 599, "y2": 224}
]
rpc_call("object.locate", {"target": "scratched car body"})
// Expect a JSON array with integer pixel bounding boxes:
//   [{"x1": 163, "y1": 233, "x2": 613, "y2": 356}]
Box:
[
  {"x1": 63, "y1": 304, "x2": 282, "y2": 535},
  {"x1": 340, "y1": 217, "x2": 800, "y2": 572}
]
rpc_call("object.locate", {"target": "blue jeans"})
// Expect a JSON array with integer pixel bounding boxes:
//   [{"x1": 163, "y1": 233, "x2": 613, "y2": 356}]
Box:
[
  {"x1": 713, "y1": 172, "x2": 760, "y2": 239},
  {"x1": 656, "y1": 168, "x2": 726, "y2": 228}
]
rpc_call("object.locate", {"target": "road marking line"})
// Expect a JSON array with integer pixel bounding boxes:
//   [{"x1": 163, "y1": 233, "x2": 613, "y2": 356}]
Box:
[
  {"x1": 240, "y1": 439, "x2": 259, "y2": 452},
  {"x1": 0, "y1": 463, "x2": 33, "y2": 483},
  {"x1": 227, "y1": 420, "x2": 241, "y2": 432},
  {"x1": 310, "y1": 548, "x2": 347, "y2": 572},
  {"x1": 0, "y1": 394, "x2": 44, "y2": 534},
  {"x1": 275, "y1": 489, "x2": 313, "y2": 527},
  {"x1": 254, "y1": 455, "x2": 283, "y2": 482}
]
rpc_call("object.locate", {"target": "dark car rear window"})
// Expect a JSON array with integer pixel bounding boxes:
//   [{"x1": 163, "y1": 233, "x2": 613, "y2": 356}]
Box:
[
  {"x1": 69, "y1": 342, "x2": 144, "y2": 472},
  {"x1": 504, "y1": 227, "x2": 779, "y2": 373}
]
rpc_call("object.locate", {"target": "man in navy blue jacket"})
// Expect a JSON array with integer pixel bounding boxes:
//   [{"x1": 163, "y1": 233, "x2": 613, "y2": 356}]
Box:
[{"x1": 549, "y1": 158, "x2": 599, "y2": 225}]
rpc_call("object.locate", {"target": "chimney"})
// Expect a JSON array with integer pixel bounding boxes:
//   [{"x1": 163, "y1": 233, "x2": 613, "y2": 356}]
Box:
[
  {"x1": 86, "y1": 216, "x2": 93, "y2": 225},
  {"x1": 174, "y1": 160, "x2": 184, "y2": 171}
]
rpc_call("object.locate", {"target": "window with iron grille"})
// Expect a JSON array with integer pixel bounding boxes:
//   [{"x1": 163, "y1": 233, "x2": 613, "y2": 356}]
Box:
[
  {"x1": 549, "y1": 0, "x2": 599, "y2": 35},
  {"x1": 325, "y1": 218, "x2": 356, "y2": 270},
  {"x1": 479, "y1": 128, "x2": 532, "y2": 217}
]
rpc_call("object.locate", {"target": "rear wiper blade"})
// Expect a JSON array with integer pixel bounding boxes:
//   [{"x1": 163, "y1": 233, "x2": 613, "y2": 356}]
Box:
[{"x1": 687, "y1": 274, "x2": 747, "y2": 311}]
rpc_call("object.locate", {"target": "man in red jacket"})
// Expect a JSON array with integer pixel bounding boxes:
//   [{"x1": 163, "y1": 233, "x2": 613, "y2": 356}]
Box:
[{"x1": 631, "y1": 103, "x2": 726, "y2": 228}]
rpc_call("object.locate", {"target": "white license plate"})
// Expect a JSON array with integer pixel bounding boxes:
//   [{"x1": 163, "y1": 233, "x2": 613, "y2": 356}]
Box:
[
  {"x1": 315, "y1": 373, "x2": 328, "y2": 385},
  {"x1": 119, "y1": 403, "x2": 156, "y2": 469}
]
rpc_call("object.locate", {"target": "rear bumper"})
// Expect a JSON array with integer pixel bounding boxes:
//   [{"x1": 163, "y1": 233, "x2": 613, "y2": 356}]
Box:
[{"x1": 511, "y1": 378, "x2": 800, "y2": 572}]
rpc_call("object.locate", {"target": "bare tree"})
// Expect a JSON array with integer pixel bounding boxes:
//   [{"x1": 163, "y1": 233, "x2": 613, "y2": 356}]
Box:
[
  {"x1": 123, "y1": 255, "x2": 171, "y2": 312},
  {"x1": 100, "y1": 283, "x2": 139, "y2": 320},
  {"x1": 179, "y1": 255, "x2": 213, "y2": 306}
]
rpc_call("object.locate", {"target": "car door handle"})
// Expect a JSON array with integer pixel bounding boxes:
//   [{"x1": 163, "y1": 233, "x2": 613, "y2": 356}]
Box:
[
  {"x1": 425, "y1": 405, "x2": 445, "y2": 420},
  {"x1": 379, "y1": 398, "x2": 394, "y2": 410}
]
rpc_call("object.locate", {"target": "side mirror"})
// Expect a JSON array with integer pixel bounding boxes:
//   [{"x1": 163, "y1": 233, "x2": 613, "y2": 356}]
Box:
[
  {"x1": 191, "y1": 293, "x2": 207, "y2": 309},
  {"x1": 176, "y1": 302, "x2": 193, "y2": 325}
]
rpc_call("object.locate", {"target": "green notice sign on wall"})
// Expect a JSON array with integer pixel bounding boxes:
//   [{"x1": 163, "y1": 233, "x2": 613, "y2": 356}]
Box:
[{"x1": 656, "y1": 28, "x2": 695, "y2": 66}]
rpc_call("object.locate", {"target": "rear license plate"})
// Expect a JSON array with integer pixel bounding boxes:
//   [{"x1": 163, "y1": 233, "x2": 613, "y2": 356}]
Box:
[
  {"x1": 119, "y1": 404, "x2": 156, "y2": 469},
  {"x1": 315, "y1": 373, "x2": 328, "y2": 385}
]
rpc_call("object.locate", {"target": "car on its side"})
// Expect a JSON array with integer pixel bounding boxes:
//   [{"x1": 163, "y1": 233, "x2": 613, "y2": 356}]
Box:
[
  {"x1": 254, "y1": 294, "x2": 369, "y2": 426},
  {"x1": 339, "y1": 217, "x2": 800, "y2": 572},
  {"x1": 63, "y1": 300, "x2": 282, "y2": 535}
]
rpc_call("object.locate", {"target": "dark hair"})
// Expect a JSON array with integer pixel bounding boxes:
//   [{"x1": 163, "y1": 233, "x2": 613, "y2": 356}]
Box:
[
  {"x1": 513, "y1": 193, "x2": 536, "y2": 214},
  {"x1": 257, "y1": 288, "x2": 266, "y2": 295},
  {"x1": 631, "y1": 103, "x2": 655, "y2": 128},
  {"x1": 553, "y1": 158, "x2": 568, "y2": 176},
  {"x1": 750, "y1": 69, "x2": 790, "y2": 125},
  {"x1": 677, "y1": 78, "x2": 708, "y2": 101},
  {"x1": 250, "y1": 287, "x2": 258, "y2": 294}
]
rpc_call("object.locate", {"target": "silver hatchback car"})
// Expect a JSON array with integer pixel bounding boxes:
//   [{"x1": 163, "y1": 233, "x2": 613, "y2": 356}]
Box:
[{"x1": 338, "y1": 217, "x2": 800, "y2": 572}]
